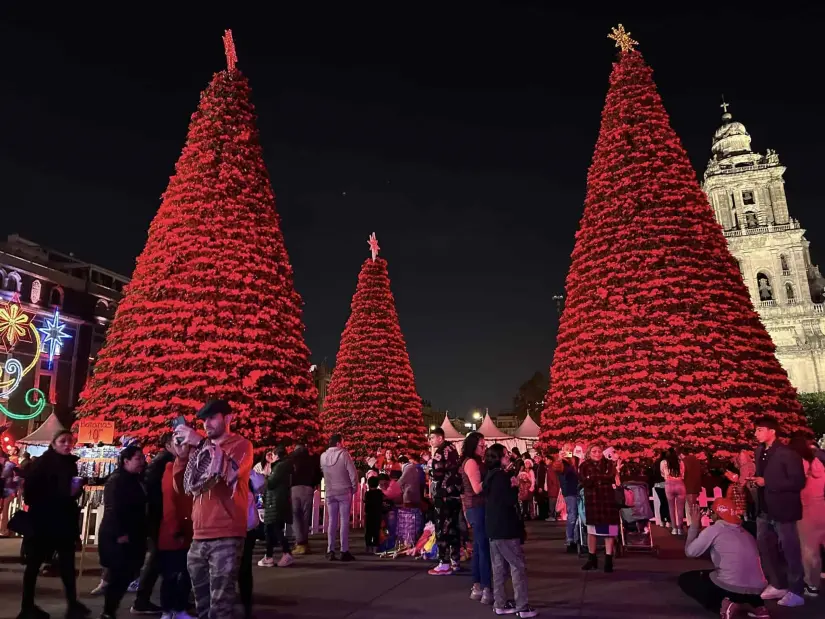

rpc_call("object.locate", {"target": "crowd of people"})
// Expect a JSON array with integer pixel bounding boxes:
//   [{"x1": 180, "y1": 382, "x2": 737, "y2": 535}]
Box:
[{"x1": 7, "y1": 404, "x2": 825, "y2": 619}]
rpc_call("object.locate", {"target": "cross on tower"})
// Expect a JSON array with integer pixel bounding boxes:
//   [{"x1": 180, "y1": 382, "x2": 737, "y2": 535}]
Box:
[{"x1": 721, "y1": 99, "x2": 730, "y2": 114}]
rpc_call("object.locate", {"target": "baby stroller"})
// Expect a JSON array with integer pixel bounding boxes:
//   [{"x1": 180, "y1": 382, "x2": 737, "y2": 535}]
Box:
[{"x1": 619, "y1": 481, "x2": 657, "y2": 555}]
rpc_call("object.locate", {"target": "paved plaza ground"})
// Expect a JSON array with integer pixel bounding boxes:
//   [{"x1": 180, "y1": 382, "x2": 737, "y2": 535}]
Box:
[{"x1": 0, "y1": 522, "x2": 820, "y2": 618}]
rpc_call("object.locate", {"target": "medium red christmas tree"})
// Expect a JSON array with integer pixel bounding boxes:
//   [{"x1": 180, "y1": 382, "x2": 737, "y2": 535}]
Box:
[
  {"x1": 320, "y1": 234, "x2": 427, "y2": 463},
  {"x1": 77, "y1": 32, "x2": 320, "y2": 448},
  {"x1": 539, "y1": 26, "x2": 809, "y2": 459}
]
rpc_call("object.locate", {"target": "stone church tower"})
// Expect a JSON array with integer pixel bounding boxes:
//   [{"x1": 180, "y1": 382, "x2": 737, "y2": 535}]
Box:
[{"x1": 703, "y1": 103, "x2": 825, "y2": 392}]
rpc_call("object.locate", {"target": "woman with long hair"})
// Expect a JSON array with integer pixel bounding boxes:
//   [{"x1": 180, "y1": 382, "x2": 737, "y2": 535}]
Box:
[
  {"x1": 459, "y1": 432, "x2": 491, "y2": 605},
  {"x1": 98, "y1": 445, "x2": 148, "y2": 619},
  {"x1": 579, "y1": 443, "x2": 621, "y2": 573},
  {"x1": 18, "y1": 429, "x2": 90, "y2": 619},
  {"x1": 661, "y1": 448, "x2": 687, "y2": 535},
  {"x1": 789, "y1": 435, "x2": 825, "y2": 597}
]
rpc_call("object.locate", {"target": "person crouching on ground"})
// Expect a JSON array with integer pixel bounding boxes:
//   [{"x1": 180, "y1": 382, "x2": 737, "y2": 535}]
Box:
[
  {"x1": 483, "y1": 444, "x2": 537, "y2": 618},
  {"x1": 259, "y1": 446, "x2": 294, "y2": 568},
  {"x1": 679, "y1": 500, "x2": 769, "y2": 619}
]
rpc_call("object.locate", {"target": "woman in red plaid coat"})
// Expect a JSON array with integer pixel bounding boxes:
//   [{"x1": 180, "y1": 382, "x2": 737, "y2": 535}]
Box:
[{"x1": 579, "y1": 443, "x2": 620, "y2": 573}]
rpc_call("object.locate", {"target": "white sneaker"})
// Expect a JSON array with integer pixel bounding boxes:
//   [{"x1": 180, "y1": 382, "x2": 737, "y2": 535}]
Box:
[
  {"x1": 277, "y1": 553, "x2": 294, "y2": 567},
  {"x1": 257, "y1": 556, "x2": 275, "y2": 567},
  {"x1": 777, "y1": 591, "x2": 805, "y2": 607},
  {"x1": 174, "y1": 612, "x2": 196, "y2": 619},
  {"x1": 761, "y1": 584, "x2": 789, "y2": 600},
  {"x1": 671, "y1": 528, "x2": 679, "y2": 535},
  {"x1": 428, "y1": 562, "x2": 453, "y2": 575},
  {"x1": 90, "y1": 580, "x2": 107, "y2": 595},
  {"x1": 160, "y1": 614, "x2": 173, "y2": 619}
]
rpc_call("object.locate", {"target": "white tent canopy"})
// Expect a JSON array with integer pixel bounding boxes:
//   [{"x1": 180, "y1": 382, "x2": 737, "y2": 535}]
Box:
[
  {"x1": 477, "y1": 414, "x2": 509, "y2": 440},
  {"x1": 439, "y1": 413, "x2": 465, "y2": 442},
  {"x1": 515, "y1": 415, "x2": 540, "y2": 439},
  {"x1": 18, "y1": 413, "x2": 67, "y2": 445}
]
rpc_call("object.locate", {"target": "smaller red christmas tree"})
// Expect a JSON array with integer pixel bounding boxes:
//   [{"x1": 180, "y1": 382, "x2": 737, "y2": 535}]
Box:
[{"x1": 321, "y1": 234, "x2": 427, "y2": 462}]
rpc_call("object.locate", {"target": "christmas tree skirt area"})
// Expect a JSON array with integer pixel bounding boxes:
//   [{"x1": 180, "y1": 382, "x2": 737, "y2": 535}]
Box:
[{"x1": 0, "y1": 524, "x2": 819, "y2": 618}]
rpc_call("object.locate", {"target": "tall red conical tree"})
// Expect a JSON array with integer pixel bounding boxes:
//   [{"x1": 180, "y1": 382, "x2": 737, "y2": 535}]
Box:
[
  {"x1": 77, "y1": 31, "x2": 320, "y2": 448},
  {"x1": 320, "y1": 234, "x2": 427, "y2": 463},
  {"x1": 539, "y1": 26, "x2": 809, "y2": 460}
]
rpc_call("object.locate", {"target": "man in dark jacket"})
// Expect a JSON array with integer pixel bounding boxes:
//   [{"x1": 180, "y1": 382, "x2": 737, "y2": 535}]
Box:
[
  {"x1": 132, "y1": 434, "x2": 175, "y2": 614},
  {"x1": 752, "y1": 416, "x2": 806, "y2": 608},
  {"x1": 291, "y1": 445, "x2": 321, "y2": 555}
]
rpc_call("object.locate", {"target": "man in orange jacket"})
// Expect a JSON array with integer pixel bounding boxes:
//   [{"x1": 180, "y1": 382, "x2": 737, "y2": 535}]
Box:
[{"x1": 174, "y1": 400, "x2": 253, "y2": 619}]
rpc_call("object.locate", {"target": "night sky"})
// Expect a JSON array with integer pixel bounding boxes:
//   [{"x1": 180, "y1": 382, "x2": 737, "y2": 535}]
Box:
[{"x1": 2, "y1": 5, "x2": 823, "y2": 417}]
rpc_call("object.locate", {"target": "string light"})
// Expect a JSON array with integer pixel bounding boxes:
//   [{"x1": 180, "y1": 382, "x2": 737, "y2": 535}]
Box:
[{"x1": 608, "y1": 24, "x2": 639, "y2": 53}]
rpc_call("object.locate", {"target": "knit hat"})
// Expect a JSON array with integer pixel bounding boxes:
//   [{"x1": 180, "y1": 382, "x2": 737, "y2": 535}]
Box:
[{"x1": 712, "y1": 498, "x2": 741, "y2": 524}]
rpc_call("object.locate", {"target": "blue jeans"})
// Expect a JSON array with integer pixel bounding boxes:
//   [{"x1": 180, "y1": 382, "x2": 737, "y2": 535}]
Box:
[
  {"x1": 756, "y1": 515, "x2": 804, "y2": 595},
  {"x1": 564, "y1": 495, "x2": 578, "y2": 544},
  {"x1": 465, "y1": 506, "x2": 491, "y2": 588}
]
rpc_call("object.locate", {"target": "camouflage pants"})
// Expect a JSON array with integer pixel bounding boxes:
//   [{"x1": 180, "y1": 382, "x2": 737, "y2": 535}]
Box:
[{"x1": 187, "y1": 538, "x2": 243, "y2": 619}]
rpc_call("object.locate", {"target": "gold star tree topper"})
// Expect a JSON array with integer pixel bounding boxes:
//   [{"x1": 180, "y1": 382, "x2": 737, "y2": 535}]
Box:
[{"x1": 608, "y1": 24, "x2": 639, "y2": 52}]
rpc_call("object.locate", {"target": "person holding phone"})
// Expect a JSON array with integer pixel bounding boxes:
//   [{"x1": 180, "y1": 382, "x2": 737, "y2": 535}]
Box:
[
  {"x1": 680, "y1": 500, "x2": 768, "y2": 618},
  {"x1": 173, "y1": 400, "x2": 253, "y2": 619}
]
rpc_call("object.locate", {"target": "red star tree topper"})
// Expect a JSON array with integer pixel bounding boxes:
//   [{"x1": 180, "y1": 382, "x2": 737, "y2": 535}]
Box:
[
  {"x1": 77, "y1": 31, "x2": 320, "y2": 448},
  {"x1": 321, "y1": 235, "x2": 427, "y2": 463},
  {"x1": 539, "y1": 29, "x2": 809, "y2": 460}
]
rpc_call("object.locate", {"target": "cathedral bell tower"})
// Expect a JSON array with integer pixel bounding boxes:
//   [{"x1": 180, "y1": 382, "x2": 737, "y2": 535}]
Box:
[{"x1": 703, "y1": 102, "x2": 825, "y2": 392}]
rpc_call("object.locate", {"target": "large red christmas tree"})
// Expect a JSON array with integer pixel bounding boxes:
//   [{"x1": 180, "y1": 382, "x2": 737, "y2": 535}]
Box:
[
  {"x1": 320, "y1": 234, "x2": 427, "y2": 462},
  {"x1": 540, "y1": 26, "x2": 809, "y2": 459},
  {"x1": 77, "y1": 32, "x2": 320, "y2": 448}
]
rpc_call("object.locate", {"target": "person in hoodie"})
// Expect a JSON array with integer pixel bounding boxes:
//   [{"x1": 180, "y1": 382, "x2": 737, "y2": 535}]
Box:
[
  {"x1": 320, "y1": 434, "x2": 358, "y2": 561},
  {"x1": 156, "y1": 441, "x2": 194, "y2": 619},
  {"x1": 174, "y1": 400, "x2": 253, "y2": 619},
  {"x1": 291, "y1": 444, "x2": 321, "y2": 556},
  {"x1": 482, "y1": 444, "x2": 537, "y2": 618},
  {"x1": 18, "y1": 429, "x2": 90, "y2": 619},
  {"x1": 132, "y1": 433, "x2": 177, "y2": 615}
]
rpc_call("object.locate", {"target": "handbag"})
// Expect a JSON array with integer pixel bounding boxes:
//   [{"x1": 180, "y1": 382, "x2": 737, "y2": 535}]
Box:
[{"x1": 8, "y1": 509, "x2": 34, "y2": 537}]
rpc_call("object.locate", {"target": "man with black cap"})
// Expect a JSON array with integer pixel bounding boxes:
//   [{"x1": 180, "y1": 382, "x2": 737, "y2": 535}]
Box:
[{"x1": 173, "y1": 400, "x2": 253, "y2": 619}]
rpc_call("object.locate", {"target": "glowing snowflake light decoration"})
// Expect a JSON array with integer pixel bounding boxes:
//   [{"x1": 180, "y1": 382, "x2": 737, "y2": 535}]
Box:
[{"x1": 39, "y1": 308, "x2": 70, "y2": 365}]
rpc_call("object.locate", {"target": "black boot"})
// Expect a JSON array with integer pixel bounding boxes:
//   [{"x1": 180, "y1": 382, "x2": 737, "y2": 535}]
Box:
[
  {"x1": 581, "y1": 553, "x2": 598, "y2": 571},
  {"x1": 604, "y1": 554, "x2": 614, "y2": 573},
  {"x1": 566, "y1": 542, "x2": 577, "y2": 554}
]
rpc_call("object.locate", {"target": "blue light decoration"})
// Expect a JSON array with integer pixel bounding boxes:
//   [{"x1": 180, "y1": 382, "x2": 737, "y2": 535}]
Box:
[{"x1": 39, "y1": 308, "x2": 71, "y2": 367}]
